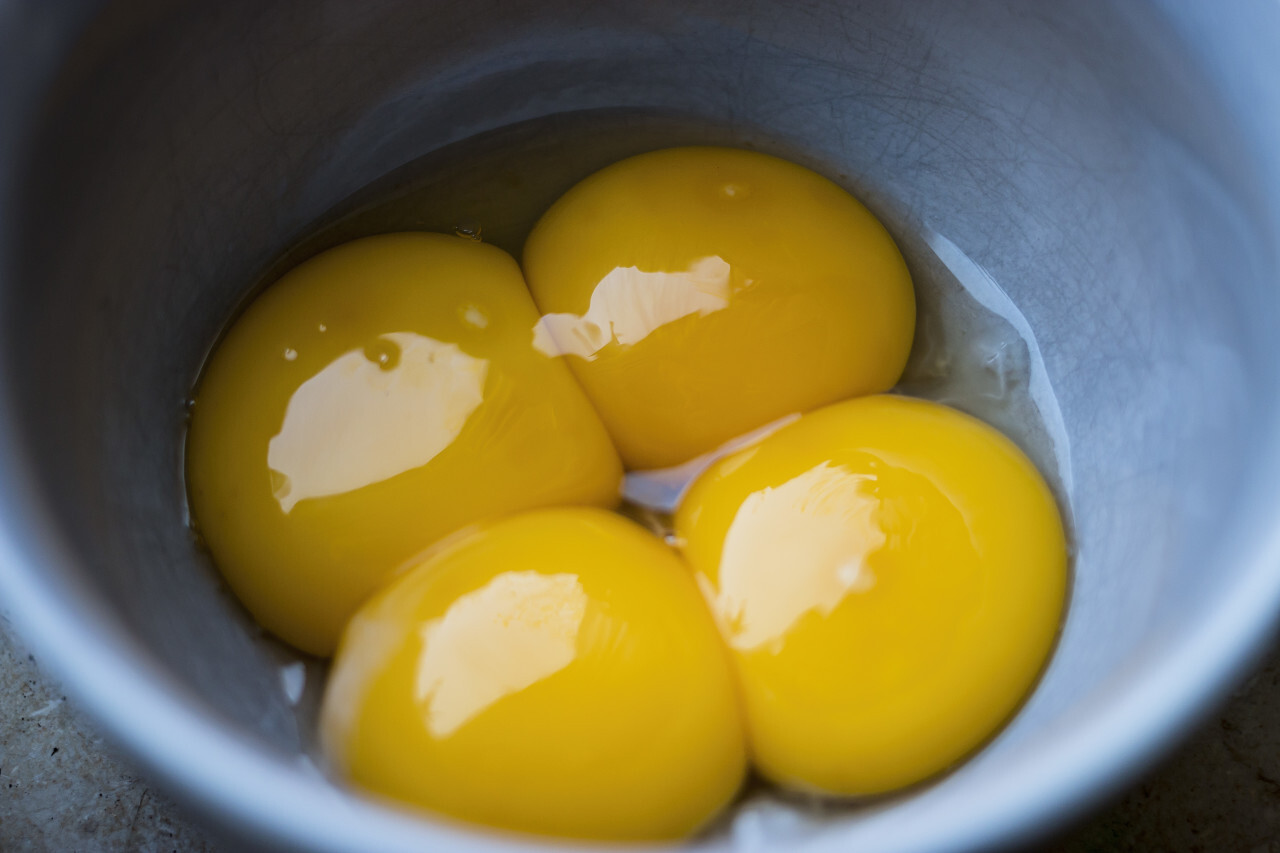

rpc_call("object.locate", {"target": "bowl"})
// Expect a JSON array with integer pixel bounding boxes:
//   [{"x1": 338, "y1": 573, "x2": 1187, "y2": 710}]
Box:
[{"x1": 2, "y1": 2, "x2": 1279, "y2": 851}]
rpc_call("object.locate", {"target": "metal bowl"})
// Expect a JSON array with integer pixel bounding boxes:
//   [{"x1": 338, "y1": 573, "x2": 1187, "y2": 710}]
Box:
[{"x1": 1, "y1": 2, "x2": 1278, "y2": 851}]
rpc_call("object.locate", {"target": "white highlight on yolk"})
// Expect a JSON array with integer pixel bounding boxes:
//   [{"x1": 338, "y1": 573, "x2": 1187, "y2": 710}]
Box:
[
  {"x1": 461, "y1": 305, "x2": 490, "y2": 329},
  {"x1": 531, "y1": 256, "x2": 732, "y2": 360},
  {"x1": 413, "y1": 571, "x2": 586, "y2": 738},
  {"x1": 711, "y1": 462, "x2": 884, "y2": 652},
  {"x1": 267, "y1": 332, "x2": 488, "y2": 512}
]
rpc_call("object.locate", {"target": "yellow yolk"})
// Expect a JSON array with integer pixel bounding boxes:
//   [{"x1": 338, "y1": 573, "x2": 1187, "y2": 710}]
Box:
[
  {"x1": 319, "y1": 507, "x2": 747, "y2": 841},
  {"x1": 186, "y1": 233, "x2": 623, "y2": 656},
  {"x1": 675, "y1": 395, "x2": 1067, "y2": 795},
  {"x1": 522, "y1": 146, "x2": 916, "y2": 470}
]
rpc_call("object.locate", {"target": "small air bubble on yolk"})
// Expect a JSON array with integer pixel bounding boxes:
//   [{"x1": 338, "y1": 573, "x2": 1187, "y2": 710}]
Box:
[
  {"x1": 319, "y1": 508, "x2": 747, "y2": 841},
  {"x1": 675, "y1": 394, "x2": 1067, "y2": 796},
  {"x1": 362, "y1": 338, "x2": 401, "y2": 371},
  {"x1": 720, "y1": 182, "x2": 747, "y2": 199},
  {"x1": 459, "y1": 303, "x2": 489, "y2": 329}
]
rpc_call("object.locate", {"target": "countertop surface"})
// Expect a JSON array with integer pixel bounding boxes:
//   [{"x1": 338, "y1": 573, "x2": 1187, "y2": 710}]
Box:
[{"x1": 3, "y1": 610, "x2": 1278, "y2": 852}]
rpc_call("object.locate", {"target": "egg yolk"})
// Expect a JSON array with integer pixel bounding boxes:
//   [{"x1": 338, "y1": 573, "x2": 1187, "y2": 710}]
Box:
[
  {"x1": 319, "y1": 507, "x2": 747, "y2": 841},
  {"x1": 522, "y1": 146, "x2": 916, "y2": 471},
  {"x1": 186, "y1": 233, "x2": 622, "y2": 656},
  {"x1": 675, "y1": 395, "x2": 1067, "y2": 795}
]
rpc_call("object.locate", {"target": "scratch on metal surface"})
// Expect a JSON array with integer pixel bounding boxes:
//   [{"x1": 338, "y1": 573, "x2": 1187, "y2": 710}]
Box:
[{"x1": 124, "y1": 787, "x2": 151, "y2": 849}]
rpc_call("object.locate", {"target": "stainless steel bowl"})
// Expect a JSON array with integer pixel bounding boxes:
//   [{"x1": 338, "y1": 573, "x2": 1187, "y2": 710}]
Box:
[{"x1": 2, "y1": 2, "x2": 1279, "y2": 851}]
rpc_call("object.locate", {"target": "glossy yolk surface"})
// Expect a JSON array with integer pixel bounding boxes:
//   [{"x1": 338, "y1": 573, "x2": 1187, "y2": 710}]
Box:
[
  {"x1": 319, "y1": 507, "x2": 747, "y2": 841},
  {"x1": 522, "y1": 146, "x2": 916, "y2": 471},
  {"x1": 675, "y1": 395, "x2": 1067, "y2": 795},
  {"x1": 186, "y1": 233, "x2": 623, "y2": 656}
]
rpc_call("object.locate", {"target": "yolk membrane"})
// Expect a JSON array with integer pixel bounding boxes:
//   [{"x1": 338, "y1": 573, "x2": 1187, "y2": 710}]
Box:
[
  {"x1": 675, "y1": 394, "x2": 1067, "y2": 795},
  {"x1": 186, "y1": 233, "x2": 622, "y2": 656},
  {"x1": 523, "y1": 146, "x2": 916, "y2": 471},
  {"x1": 320, "y1": 507, "x2": 747, "y2": 841}
]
